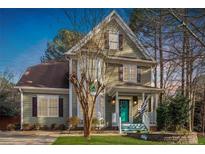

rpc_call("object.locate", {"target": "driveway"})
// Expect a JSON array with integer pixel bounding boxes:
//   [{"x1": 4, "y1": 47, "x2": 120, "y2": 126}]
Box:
[{"x1": 0, "y1": 131, "x2": 57, "y2": 145}]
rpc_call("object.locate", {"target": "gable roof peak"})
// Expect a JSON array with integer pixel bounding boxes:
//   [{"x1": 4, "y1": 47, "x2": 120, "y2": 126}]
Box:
[{"x1": 65, "y1": 10, "x2": 155, "y2": 62}]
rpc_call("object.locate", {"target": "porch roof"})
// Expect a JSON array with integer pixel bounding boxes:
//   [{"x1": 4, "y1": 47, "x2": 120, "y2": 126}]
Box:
[{"x1": 107, "y1": 82, "x2": 163, "y2": 96}]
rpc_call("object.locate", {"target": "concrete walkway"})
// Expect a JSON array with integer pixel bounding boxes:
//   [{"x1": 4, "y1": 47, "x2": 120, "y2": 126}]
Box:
[
  {"x1": 0, "y1": 131, "x2": 56, "y2": 145},
  {"x1": 0, "y1": 130, "x2": 120, "y2": 145}
]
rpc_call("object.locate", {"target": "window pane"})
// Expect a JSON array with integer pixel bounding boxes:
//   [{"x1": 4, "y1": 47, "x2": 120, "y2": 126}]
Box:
[
  {"x1": 49, "y1": 97, "x2": 58, "y2": 117},
  {"x1": 123, "y1": 65, "x2": 137, "y2": 82},
  {"x1": 109, "y1": 32, "x2": 119, "y2": 50},
  {"x1": 123, "y1": 65, "x2": 129, "y2": 81},
  {"x1": 130, "y1": 65, "x2": 136, "y2": 82},
  {"x1": 38, "y1": 96, "x2": 48, "y2": 117}
]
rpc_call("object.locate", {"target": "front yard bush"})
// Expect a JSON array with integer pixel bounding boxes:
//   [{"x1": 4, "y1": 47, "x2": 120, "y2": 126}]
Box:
[
  {"x1": 68, "y1": 116, "x2": 80, "y2": 129},
  {"x1": 50, "y1": 123, "x2": 57, "y2": 130},
  {"x1": 23, "y1": 123, "x2": 34, "y2": 131},
  {"x1": 40, "y1": 125, "x2": 49, "y2": 130},
  {"x1": 157, "y1": 94, "x2": 190, "y2": 131},
  {"x1": 7, "y1": 123, "x2": 16, "y2": 131}
]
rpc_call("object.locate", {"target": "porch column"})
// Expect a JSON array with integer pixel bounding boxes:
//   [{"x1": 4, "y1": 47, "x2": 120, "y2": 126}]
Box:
[
  {"x1": 69, "y1": 59, "x2": 73, "y2": 117},
  {"x1": 151, "y1": 94, "x2": 154, "y2": 112},
  {"x1": 142, "y1": 92, "x2": 145, "y2": 103},
  {"x1": 155, "y1": 93, "x2": 159, "y2": 108},
  {"x1": 115, "y1": 91, "x2": 119, "y2": 124}
]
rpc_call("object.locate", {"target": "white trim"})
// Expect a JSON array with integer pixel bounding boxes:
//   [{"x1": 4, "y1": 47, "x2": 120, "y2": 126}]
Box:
[
  {"x1": 19, "y1": 88, "x2": 23, "y2": 130},
  {"x1": 37, "y1": 95, "x2": 59, "y2": 118},
  {"x1": 108, "y1": 56, "x2": 157, "y2": 66},
  {"x1": 69, "y1": 59, "x2": 73, "y2": 117},
  {"x1": 14, "y1": 86, "x2": 69, "y2": 94}
]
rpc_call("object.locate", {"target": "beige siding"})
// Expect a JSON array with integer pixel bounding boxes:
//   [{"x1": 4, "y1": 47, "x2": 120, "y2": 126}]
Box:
[
  {"x1": 106, "y1": 63, "x2": 119, "y2": 85},
  {"x1": 23, "y1": 93, "x2": 69, "y2": 126}
]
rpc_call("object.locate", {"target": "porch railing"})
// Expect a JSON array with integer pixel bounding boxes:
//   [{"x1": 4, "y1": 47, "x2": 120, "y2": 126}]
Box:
[
  {"x1": 142, "y1": 112, "x2": 150, "y2": 131},
  {"x1": 142, "y1": 111, "x2": 157, "y2": 130}
]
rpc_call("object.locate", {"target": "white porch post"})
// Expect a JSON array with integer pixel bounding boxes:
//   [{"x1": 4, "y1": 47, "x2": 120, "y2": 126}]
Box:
[
  {"x1": 142, "y1": 93, "x2": 145, "y2": 103},
  {"x1": 151, "y1": 94, "x2": 154, "y2": 112},
  {"x1": 115, "y1": 91, "x2": 119, "y2": 124},
  {"x1": 69, "y1": 59, "x2": 73, "y2": 118},
  {"x1": 155, "y1": 93, "x2": 159, "y2": 108}
]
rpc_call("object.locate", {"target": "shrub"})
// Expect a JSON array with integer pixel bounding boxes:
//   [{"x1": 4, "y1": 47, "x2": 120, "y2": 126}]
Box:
[
  {"x1": 40, "y1": 125, "x2": 49, "y2": 130},
  {"x1": 92, "y1": 118, "x2": 100, "y2": 129},
  {"x1": 14, "y1": 123, "x2": 21, "y2": 130},
  {"x1": 7, "y1": 123, "x2": 16, "y2": 131},
  {"x1": 168, "y1": 94, "x2": 190, "y2": 131},
  {"x1": 23, "y1": 123, "x2": 34, "y2": 131},
  {"x1": 57, "y1": 124, "x2": 66, "y2": 130},
  {"x1": 157, "y1": 94, "x2": 190, "y2": 131},
  {"x1": 34, "y1": 123, "x2": 41, "y2": 130},
  {"x1": 68, "y1": 116, "x2": 80, "y2": 129},
  {"x1": 50, "y1": 123, "x2": 57, "y2": 130},
  {"x1": 157, "y1": 102, "x2": 169, "y2": 130}
]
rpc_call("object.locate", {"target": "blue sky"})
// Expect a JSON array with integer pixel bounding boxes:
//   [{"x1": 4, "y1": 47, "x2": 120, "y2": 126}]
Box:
[{"x1": 0, "y1": 8, "x2": 131, "y2": 83}]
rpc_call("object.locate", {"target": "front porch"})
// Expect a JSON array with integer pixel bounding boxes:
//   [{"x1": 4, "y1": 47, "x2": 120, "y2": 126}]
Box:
[{"x1": 108, "y1": 85, "x2": 161, "y2": 132}]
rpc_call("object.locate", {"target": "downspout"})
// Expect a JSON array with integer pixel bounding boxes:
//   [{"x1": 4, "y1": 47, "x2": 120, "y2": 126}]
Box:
[{"x1": 19, "y1": 88, "x2": 23, "y2": 130}]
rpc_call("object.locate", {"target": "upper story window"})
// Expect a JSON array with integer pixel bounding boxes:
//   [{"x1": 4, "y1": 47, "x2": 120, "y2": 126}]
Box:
[
  {"x1": 104, "y1": 30, "x2": 123, "y2": 50},
  {"x1": 123, "y1": 64, "x2": 142, "y2": 83},
  {"x1": 109, "y1": 31, "x2": 119, "y2": 50}
]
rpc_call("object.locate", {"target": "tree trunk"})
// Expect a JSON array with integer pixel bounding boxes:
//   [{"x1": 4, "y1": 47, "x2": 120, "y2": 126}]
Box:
[
  {"x1": 159, "y1": 10, "x2": 163, "y2": 103},
  {"x1": 83, "y1": 112, "x2": 92, "y2": 139},
  {"x1": 154, "y1": 25, "x2": 157, "y2": 88}
]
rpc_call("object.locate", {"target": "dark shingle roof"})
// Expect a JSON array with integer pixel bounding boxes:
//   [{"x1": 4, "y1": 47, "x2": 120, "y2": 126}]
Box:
[{"x1": 16, "y1": 61, "x2": 69, "y2": 89}]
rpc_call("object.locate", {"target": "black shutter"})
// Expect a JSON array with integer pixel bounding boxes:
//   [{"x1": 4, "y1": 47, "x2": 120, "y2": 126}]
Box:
[
  {"x1": 32, "y1": 97, "x2": 37, "y2": 117},
  {"x1": 104, "y1": 31, "x2": 109, "y2": 49},
  {"x1": 59, "y1": 98, "x2": 63, "y2": 117},
  {"x1": 119, "y1": 64, "x2": 123, "y2": 81},
  {"x1": 119, "y1": 34, "x2": 123, "y2": 50}
]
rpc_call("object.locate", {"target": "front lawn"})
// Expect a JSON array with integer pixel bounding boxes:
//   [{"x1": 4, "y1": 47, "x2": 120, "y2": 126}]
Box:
[
  {"x1": 53, "y1": 136, "x2": 166, "y2": 145},
  {"x1": 198, "y1": 136, "x2": 205, "y2": 144}
]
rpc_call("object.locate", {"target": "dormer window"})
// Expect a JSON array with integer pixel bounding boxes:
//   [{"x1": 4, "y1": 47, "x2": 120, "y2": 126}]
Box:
[
  {"x1": 109, "y1": 31, "x2": 119, "y2": 50},
  {"x1": 104, "y1": 30, "x2": 123, "y2": 50}
]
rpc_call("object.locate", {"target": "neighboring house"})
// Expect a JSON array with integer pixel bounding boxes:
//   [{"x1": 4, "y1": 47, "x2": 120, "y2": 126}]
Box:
[{"x1": 15, "y1": 11, "x2": 162, "y2": 131}]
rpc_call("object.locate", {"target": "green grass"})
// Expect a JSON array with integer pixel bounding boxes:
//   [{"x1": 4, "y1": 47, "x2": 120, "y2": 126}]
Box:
[
  {"x1": 53, "y1": 136, "x2": 166, "y2": 145},
  {"x1": 53, "y1": 135, "x2": 205, "y2": 145},
  {"x1": 198, "y1": 136, "x2": 205, "y2": 144}
]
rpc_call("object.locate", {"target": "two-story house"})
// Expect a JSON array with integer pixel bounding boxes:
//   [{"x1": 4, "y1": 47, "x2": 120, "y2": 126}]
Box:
[{"x1": 16, "y1": 11, "x2": 162, "y2": 132}]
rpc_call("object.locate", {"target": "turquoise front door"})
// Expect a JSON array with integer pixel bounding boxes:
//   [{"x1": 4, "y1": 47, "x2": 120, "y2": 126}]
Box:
[{"x1": 119, "y1": 99, "x2": 129, "y2": 123}]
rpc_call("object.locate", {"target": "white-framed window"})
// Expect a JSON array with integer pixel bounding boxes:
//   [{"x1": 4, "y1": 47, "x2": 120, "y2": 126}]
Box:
[
  {"x1": 109, "y1": 31, "x2": 119, "y2": 50},
  {"x1": 123, "y1": 64, "x2": 137, "y2": 82},
  {"x1": 37, "y1": 95, "x2": 59, "y2": 117}
]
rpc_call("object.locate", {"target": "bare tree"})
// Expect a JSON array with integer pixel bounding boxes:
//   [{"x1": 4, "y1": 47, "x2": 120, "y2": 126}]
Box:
[{"x1": 63, "y1": 9, "x2": 124, "y2": 138}]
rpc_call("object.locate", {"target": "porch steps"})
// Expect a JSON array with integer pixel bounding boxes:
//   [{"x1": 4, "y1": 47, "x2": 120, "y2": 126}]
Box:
[{"x1": 121, "y1": 123, "x2": 147, "y2": 133}]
